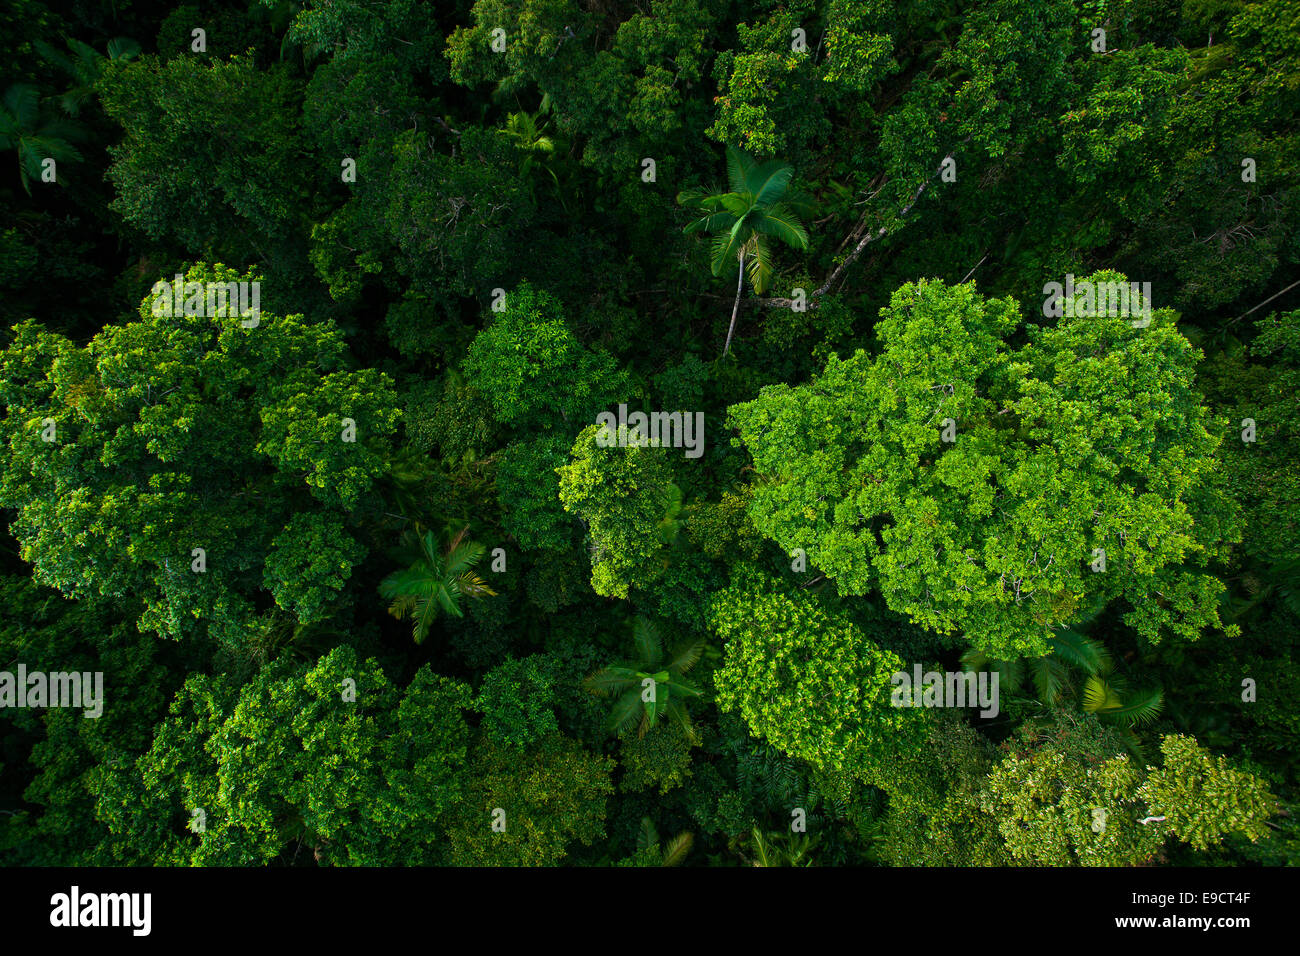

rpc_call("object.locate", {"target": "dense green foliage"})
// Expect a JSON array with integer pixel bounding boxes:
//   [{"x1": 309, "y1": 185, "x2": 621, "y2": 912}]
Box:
[{"x1": 2, "y1": 0, "x2": 1296, "y2": 868}]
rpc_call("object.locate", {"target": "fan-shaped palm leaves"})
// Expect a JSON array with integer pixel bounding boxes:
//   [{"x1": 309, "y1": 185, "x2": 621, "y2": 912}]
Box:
[
  {"x1": 678, "y1": 146, "x2": 813, "y2": 356},
  {"x1": 378, "y1": 526, "x2": 497, "y2": 644},
  {"x1": 1079, "y1": 671, "x2": 1165, "y2": 729},
  {"x1": 961, "y1": 624, "x2": 1164, "y2": 729},
  {"x1": 503, "y1": 94, "x2": 566, "y2": 211},
  {"x1": 742, "y1": 827, "x2": 820, "y2": 867},
  {"x1": 636, "y1": 817, "x2": 694, "y2": 867},
  {"x1": 585, "y1": 616, "x2": 704, "y2": 742},
  {"x1": 0, "y1": 84, "x2": 87, "y2": 194}
]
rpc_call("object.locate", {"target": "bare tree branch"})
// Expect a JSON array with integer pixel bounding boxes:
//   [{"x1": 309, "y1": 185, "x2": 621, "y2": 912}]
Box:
[
  {"x1": 814, "y1": 149, "x2": 957, "y2": 298},
  {"x1": 1230, "y1": 277, "x2": 1300, "y2": 325},
  {"x1": 738, "y1": 142, "x2": 969, "y2": 312}
]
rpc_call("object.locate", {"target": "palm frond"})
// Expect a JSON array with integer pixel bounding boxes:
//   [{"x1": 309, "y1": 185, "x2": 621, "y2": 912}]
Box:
[
  {"x1": 584, "y1": 667, "x2": 639, "y2": 696},
  {"x1": 1031, "y1": 656, "x2": 1068, "y2": 704},
  {"x1": 662, "y1": 831, "x2": 694, "y2": 867},
  {"x1": 747, "y1": 159, "x2": 794, "y2": 205},
  {"x1": 961, "y1": 649, "x2": 1023, "y2": 694},
  {"x1": 745, "y1": 233, "x2": 774, "y2": 293},
  {"x1": 718, "y1": 192, "x2": 752, "y2": 218},
  {"x1": 1082, "y1": 675, "x2": 1123, "y2": 713},
  {"x1": 106, "y1": 37, "x2": 141, "y2": 61},
  {"x1": 665, "y1": 674, "x2": 704, "y2": 700},
  {"x1": 1048, "y1": 628, "x2": 1110, "y2": 675},
  {"x1": 435, "y1": 585, "x2": 463, "y2": 618},
  {"x1": 637, "y1": 816, "x2": 658, "y2": 853},
  {"x1": 751, "y1": 201, "x2": 810, "y2": 250},
  {"x1": 667, "y1": 636, "x2": 705, "y2": 674},
  {"x1": 3, "y1": 84, "x2": 40, "y2": 130},
  {"x1": 417, "y1": 529, "x2": 442, "y2": 565},
  {"x1": 445, "y1": 539, "x2": 486, "y2": 576},
  {"x1": 666, "y1": 697, "x2": 701, "y2": 744},
  {"x1": 725, "y1": 145, "x2": 750, "y2": 195},
  {"x1": 710, "y1": 228, "x2": 745, "y2": 277},
  {"x1": 607, "y1": 690, "x2": 644, "y2": 736},
  {"x1": 683, "y1": 209, "x2": 736, "y2": 235},
  {"x1": 641, "y1": 675, "x2": 664, "y2": 731},
  {"x1": 631, "y1": 617, "x2": 663, "y2": 665},
  {"x1": 411, "y1": 595, "x2": 441, "y2": 643},
  {"x1": 378, "y1": 565, "x2": 438, "y2": 601},
  {"x1": 386, "y1": 594, "x2": 416, "y2": 619},
  {"x1": 678, "y1": 185, "x2": 725, "y2": 212},
  {"x1": 452, "y1": 570, "x2": 496, "y2": 600},
  {"x1": 1096, "y1": 687, "x2": 1165, "y2": 728}
]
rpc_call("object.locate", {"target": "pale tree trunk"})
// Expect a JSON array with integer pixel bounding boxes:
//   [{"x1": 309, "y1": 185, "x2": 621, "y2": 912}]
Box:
[{"x1": 722, "y1": 251, "x2": 746, "y2": 358}]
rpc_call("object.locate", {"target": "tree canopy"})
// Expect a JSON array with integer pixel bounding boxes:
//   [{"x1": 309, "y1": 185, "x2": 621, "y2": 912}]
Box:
[{"x1": 1, "y1": 0, "x2": 1295, "y2": 878}]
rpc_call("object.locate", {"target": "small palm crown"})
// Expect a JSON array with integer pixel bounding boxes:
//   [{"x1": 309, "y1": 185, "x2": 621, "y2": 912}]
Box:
[
  {"x1": 678, "y1": 145, "x2": 813, "y2": 295},
  {"x1": 378, "y1": 525, "x2": 497, "y2": 644},
  {"x1": 584, "y1": 616, "x2": 705, "y2": 742}
]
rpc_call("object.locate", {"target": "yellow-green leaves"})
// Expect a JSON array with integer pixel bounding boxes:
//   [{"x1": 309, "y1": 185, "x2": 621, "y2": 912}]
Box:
[
  {"x1": 709, "y1": 567, "x2": 928, "y2": 782},
  {"x1": 0, "y1": 264, "x2": 399, "y2": 646},
  {"x1": 558, "y1": 424, "x2": 680, "y2": 599},
  {"x1": 730, "y1": 276, "x2": 1237, "y2": 659}
]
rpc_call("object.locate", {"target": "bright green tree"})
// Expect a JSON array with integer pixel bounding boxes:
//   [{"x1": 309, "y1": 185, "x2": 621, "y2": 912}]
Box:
[
  {"x1": 729, "y1": 276, "x2": 1239, "y2": 659},
  {"x1": 462, "y1": 281, "x2": 629, "y2": 432},
  {"x1": 101, "y1": 646, "x2": 474, "y2": 866},
  {"x1": 558, "y1": 424, "x2": 682, "y2": 599},
  {"x1": 0, "y1": 263, "x2": 400, "y2": 647},
  {"x1": 1141, "y1": 734, "x2": 1278, "y2": 852},
  {"x1": 709, "y1": 567, "x2": 929, "y2": 782},
  {"x1": 474, "y1": 655, "x2": 562, "y2": 751},
  {"x1": 980, "y1": 714, "x2": 1276, "y2": 866}
]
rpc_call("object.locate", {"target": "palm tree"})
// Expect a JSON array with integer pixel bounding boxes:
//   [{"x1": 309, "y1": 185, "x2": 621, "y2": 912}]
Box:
[
  {"x1": 378, "y1": 526, "x2": 497, "y2": 644},
  {"x1": 962, "y1": 622, "x2": 1164, "y2": 738},
  {"x1": 678, "y1": 146, "x2": 813, "y2": 357},
  {"x1": 0, "y1": 84, "x2": 87, "y2": 194},
  {"x1": 503, "y1": 94, "x2": 567, "y2": 211},
  {"x1": 585, "y1": 617, "x2": 704, "y2": 742}
]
